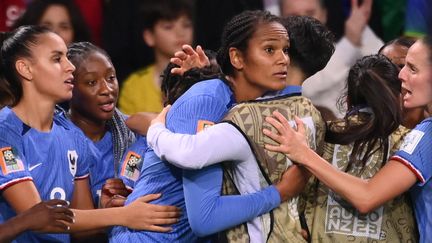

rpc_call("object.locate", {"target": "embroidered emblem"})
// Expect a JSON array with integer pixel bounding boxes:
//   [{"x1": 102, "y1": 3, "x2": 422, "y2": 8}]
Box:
[
  {"x1": 67, "y1": 150, "x2": 78, "y2": 177},
  {"x1": 197, "y1": 120, "x2": 214, "y2": 133},
  {"x1": 0, "y1": 147, "x2": 25, "y2": 175},
  {"x1": 120, "y1": 152, "x2": 142, "y2": 181}
]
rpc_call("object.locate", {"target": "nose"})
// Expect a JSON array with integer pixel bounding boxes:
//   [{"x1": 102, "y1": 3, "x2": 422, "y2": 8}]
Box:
[
  {"x1": 99, "y1": 79, "x2": 114, "y2": 95},
  {"x1": 277, "y1": 50, "x2": 289, "y2": 67},
  {"x1": 398, "y1": 65, "x2": 407, "y2": 83},
  {"x1": 65, "y1": 58, "x2": 75, "y2": 73}
]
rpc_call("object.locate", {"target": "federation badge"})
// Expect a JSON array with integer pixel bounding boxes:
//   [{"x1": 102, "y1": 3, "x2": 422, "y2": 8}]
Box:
[
  {"x1": 67, "y1": 150, "x2": 78, "y2": 177},
  {"x1": 120, "y1": 152, "x2": 142, "y2": 182},
  {"x1": 196, "y1": 120, "x2": 214, "y2": 133},
  {"x1": 0, "y1": 147, "x2": 25, "y2": 175}
]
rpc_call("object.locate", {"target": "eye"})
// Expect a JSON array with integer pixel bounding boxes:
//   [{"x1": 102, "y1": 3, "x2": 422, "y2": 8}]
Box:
[
  {"x1": 107, "y1": 74, "x2": 117, "y2": 82},
  {"x1": 265, "y1": 47, "x2": 274, "y2": 54},
  {"x1": 87, "y1": 80, "x2": 96, "y2": 86},
  {"x1": 52, "y1": 56, "x2": 61, "y2": 62},
  {"x1": 283, "y1": 47, "x2": 290, "y2": 54}
]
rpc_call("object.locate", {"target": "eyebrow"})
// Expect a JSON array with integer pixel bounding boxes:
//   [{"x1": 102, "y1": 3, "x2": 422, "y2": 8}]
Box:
[{"x1": 51, "y1": 50, "x2": 65, "y2": 56}]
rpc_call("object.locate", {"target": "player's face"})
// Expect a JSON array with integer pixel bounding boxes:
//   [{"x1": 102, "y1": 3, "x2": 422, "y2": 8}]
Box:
[
  {"x1": 71, "y1": 51, "x2": 118, "y2": 122},
  {"x1": 27, "y1": 32, "x2": 75, "y2": 103},
  {"x1": 399, "y1": 40, "x2": 432, "y2": 109},
  {"x1": 39, "y1": 4, "x2": 74, "y2": 45},
  {"x1": 233, "y1": 21, "x2": 290, "y2": 101}
]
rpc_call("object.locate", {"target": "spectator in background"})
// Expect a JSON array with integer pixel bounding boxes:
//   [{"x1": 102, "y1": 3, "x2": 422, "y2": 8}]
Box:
[
  {"x1": 281, "y1": 0, "x2": 383, "y2": 119},
  {"x1": 12, "y1": 0, "x2": 91, "y2": 45},
  {"x1": 118, "y1": 0, "x2": 193, "y2": 115},
  {"x1": 0, "y1": 0, "x2": 27, "y2": 31}
]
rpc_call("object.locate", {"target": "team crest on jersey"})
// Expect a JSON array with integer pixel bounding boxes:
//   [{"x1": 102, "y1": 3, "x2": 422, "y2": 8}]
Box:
[
  {"x1": 67, "y1": 150, "x2": 78, "y2": 177},
  {"x1": 196, "y1": 120, "x2": 214, "y2": 133},
  {"x1": 120, "y1": 152, "x2": 142, "y2": 181},
  {"x1": 0, "y1": 147, "x2": 25, "y2": 175}
]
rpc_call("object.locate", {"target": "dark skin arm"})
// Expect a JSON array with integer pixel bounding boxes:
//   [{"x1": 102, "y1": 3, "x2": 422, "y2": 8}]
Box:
[{"x1": 0, "y1": 199, "x2": 74, "y2": 243}]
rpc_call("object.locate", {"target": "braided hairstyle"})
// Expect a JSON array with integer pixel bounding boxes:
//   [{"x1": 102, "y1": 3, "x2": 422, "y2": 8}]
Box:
[
  {"x1": 67, "y1": 42, "x2": 136, "y2": 175},
  {"x1": 0, "y1": 25, "x2": 52, "y2": 107},
  {"x1": 67, "y1": 41, "x2": 111, "y2": 71},
  {"x1": 216, "y1": 10, "x2": 282, "y2": 77}
]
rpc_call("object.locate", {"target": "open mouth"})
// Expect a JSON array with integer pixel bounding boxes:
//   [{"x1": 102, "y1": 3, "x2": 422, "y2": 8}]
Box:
[{"x1": 99, "y1": 101, "x2": 115, "y2": 112}]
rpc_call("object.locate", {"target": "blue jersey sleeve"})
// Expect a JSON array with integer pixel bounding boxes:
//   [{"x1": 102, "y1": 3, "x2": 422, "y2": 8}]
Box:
[
  {"x1": 168, "y1": 94, "x2": 281, "y2": 236},
  {"x1": 183, "y1": 165, "x2": 281, "y2": 236},
  {"x1": 392, "y1": 119, "x2": 432, "y2": 185},
  {"x1": 74, "y1": 133, "x2": 93, "y2": 179},
  {"x1": 119, "y1": 136, "x2": 147, "y2": 189},
  {"x1": 0, "y1": 139, "x2": 32, "y2": 190}
]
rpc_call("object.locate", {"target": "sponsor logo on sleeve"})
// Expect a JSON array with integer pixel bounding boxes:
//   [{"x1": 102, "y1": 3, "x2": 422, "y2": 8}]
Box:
[
  {"x1": 120, "y1": 152, "x2": 142, "y2": 182},
  {"x1": 400, "y1": 130, "x2": 424, "y2": 155},
  {"x1": 196, "y1": 120, "x2": 214, "y2": 133},
  {"x1": 0, "y1": 147, "x2": 25, "y2": 175}
]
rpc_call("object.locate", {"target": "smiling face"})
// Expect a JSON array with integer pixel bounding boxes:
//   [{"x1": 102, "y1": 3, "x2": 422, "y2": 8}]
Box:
[
  {"x1": 39, "y1": 4, "x2": 74, "y2": 45},
  {"x1": 26, "y1": 32, "x2": 75, "y2": 103},
  {"x1": 70, "y1": 51, "x2": 118, "y2": 122},
  {"x1": 399, "y1": 40, "x2": 432, "y2": 109},
  {"x1": 232, "y1": 21, "x2": 290, "y2": 100}
]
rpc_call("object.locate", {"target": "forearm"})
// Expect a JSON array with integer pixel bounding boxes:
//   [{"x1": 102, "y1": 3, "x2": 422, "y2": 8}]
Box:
[
  {"x1": 299, "y1": 148, "x2": 378, "y2": 212},
  {"x1": 149, "y1": 123, "x2": 249, "y2": 169},
  {"x1": 68, "y1": 207, "x2": 127, "y2": 232},
  {"x1": 183, "y1": 165, "x2": 280, "y2": 236},
  {"x1": 0, "y1": 215, "x2": 29, "y2": 243}
]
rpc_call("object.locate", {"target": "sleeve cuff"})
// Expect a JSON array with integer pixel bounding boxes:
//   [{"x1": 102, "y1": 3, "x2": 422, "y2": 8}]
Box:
[{"x1": 391, "y1": 155, "x2": 425, "y2": 183}]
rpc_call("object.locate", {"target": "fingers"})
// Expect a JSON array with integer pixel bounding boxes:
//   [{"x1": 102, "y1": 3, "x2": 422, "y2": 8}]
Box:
[
  {"x1": 138, "y1": 193, "x2": 162, "y2": 203},
  {"x1": 54, "y1": 210, "x2": 75, "y2": 223},
  {"x1": 182, "y1": 44, "x2": 198, "y2": 56},
  {"x1": 272, "y1": 111, "x2": 291, "y2": 130},
  {"x1": 196, "y1": 45, "x2": 210, "y2": 67},
  {"x1": 263, "y1": 128, "x2": 282, "y2": 144},
  {"x1": 146, "y1": 225, "x2": 173, "y2": 233},
  {"x1": 45, "y1": 199, "x2": 69, "y2": 207},
  {"x1": 265, "y1": 116, "x2": 284, "y2": 134},
  {"x1": 351, "y1": 0, "x2": 358, "y2": 10},
  {"x1": 294, "y1": 116, "x2": 306, "y2": 135},
  {"x1": 147, "y1": 217, "x2": 179, "y2": 226},
  {"x1": 157, "y1": 105, "x2": 171, "y2": 122}
]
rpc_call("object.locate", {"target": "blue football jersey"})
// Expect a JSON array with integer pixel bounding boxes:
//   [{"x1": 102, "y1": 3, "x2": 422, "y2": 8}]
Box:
[
  {"x1": 110, "y1": 79, "x2": 234, "y2": 243},
  {"x1": 0, "y1": 107, "x2": 93, "y2": 243},
  {"x1": 89, "y1": 131, "x2": 114, "y2": 206},
  {"x1": 392, "y1": 117, "x2": 432, "y2": 243}
]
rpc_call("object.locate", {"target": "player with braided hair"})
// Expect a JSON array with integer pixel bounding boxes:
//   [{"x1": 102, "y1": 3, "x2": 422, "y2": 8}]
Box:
[
  {"x1": 110, "y1": 10, "x2": 299, "y2": 242},
  {"x1": 67, "y1": 42, "x2": 136, "y2": 208}
]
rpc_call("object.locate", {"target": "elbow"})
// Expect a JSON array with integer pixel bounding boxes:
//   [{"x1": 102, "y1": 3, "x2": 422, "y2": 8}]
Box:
[
  {"x1": 356, "y1": 201, "x2": 377, "y2": 214},
  {"x1": 188, "y1": 217, "x2": 214, "y2": 237}
]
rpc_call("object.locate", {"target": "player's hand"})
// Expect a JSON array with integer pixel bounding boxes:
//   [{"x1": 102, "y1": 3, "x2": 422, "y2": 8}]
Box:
[
  {"x1": 345, "y1": 0, "x2": 373, "y2": 46},
  {"x1": 263, "y1": 111, "x2": 309, "y2": 164},
  {"x1": 24, "y1": 199, "x2": 75, "y2": 232},
  {"x1": 100, "y1": 178, "x2": 130, "y2": 208},
  {"x1": 122, "y1": 193, "x2": 181, "y2": 232},
  {"x1": 150, "y1": 105, "x2": 171, "y2": 127},
  {"x1": 126, "y1": 112, "x2": 158, "y2": 135},
  {"x1": 170, "y1": 45, "x2": 210, "y2": 75}
]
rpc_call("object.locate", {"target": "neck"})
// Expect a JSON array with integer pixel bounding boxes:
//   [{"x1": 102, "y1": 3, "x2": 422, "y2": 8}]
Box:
[
  {"x1": 153, "y1": 51, "x2": 171, "y2": 87},
  {"x1": 286, "y1": 66, "x2": 306, "y2": 86},
  {"x1": 230, "y1": 75, "x2": 265, "y2": 102},
  {"x1": 69, "y1": 109, "x2": 107, "y2": 141},
  {"x1": 12, "y1": 96, "x2": 55, "y2": 132}
]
